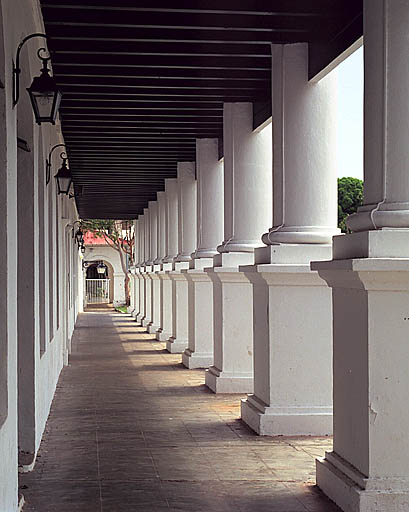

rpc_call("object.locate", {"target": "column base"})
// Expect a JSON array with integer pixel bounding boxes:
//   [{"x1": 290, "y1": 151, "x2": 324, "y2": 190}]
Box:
[
  {"x1": 316, "y1": 452, "x2": 409, "y2": 512},
  {"x1": 156, "y1": 328, "x2": 172, "y2": 342},
  {"x1": 205, "y1": 366, "x2": 253, "y2": 394},
  {"x1": 166, "y1": 337, "x2": 188, "y2": 354},
  {"x1": 147, "y1": 323, "x2": 160, "y2": 334},
  {"x1": 241, "y1": 395, "x2": 332, "y2": 436},
  {"x1": 182, "y1": 348, "x2": 213, "y2": 369},
  {"x1": 127, "y1": 306, "x2": 134, "y2": 314},
  {"x1": 141, "y1": 317, "x2": 150, "y2": 328},
  {"x1": 135, "y1": 312, "x2": 144, "y2": 323}
]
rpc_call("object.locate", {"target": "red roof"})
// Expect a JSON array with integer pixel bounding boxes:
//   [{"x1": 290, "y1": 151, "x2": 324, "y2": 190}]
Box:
[{"x1": 83, "y1": 231, "x2": 110, "y2": 246}]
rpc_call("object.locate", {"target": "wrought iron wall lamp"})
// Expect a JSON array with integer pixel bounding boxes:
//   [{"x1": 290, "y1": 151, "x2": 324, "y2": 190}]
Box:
[
  {"x1": 46, "y1": 143, "x2": 66, "y2": 185},
  {"x1": 54, "y1": 152, "x2": 72, "y2": 195},
  {"x1": 13, "y1": 33, "x2": 62, "y2": 124}
]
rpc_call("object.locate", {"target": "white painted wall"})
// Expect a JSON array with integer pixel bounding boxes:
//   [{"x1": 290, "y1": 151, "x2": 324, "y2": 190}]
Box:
[{"x1": 0, "y1": 1, "x2": 81, "y2": 509}]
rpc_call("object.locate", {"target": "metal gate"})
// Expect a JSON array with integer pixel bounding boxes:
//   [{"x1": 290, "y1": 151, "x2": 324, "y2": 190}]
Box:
[{"x1": 85, "y1": 279, "x2": 110, "y2": 304}]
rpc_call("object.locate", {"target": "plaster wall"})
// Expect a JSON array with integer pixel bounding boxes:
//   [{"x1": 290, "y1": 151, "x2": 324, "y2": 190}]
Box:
[{"x1": 0, "y1": 1, "x2": 81, "y2": 509}]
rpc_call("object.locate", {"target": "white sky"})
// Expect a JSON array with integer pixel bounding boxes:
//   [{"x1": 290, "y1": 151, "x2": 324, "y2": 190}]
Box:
[{"x1": 335, "y1": 46, "x2": 364, "y2": 180}]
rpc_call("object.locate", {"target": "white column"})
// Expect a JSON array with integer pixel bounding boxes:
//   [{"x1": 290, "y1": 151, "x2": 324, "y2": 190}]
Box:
[
  {"x1": 128, "y1": 219, "x2": 138, "y2": 316},
  {"x1": 131, "y1": 218, "x2": 140, "y2": 319},
  {"x1": 147, "y1": 201, "x2": 158, "y2": 265},
  {"x1": 205, "y1": 103, "x2": 272, "y2": 393},
  {"x1": 193, "y1": 139, "x2": 224, "y2": 259},
  {"x1": 261, "y1": 46, "x2": 338, "y2": 247},
  {"x1": 136, "y1": 215, "x2": 145, "y2": 323},
  {"x1": 143, "y1": 207, "x2": 150, "y2": 265},
  {"x1": 218, "y1": 103, "x2": 272, "y2": 254},
  {"x1": 175, "y1": 162, "x2": 197, "y2": 262},
  {"x1": 167, "y1": 163, "x2": 197, "y2": 353},
  {"x1": 183, "y1": 139, "x2": 224, "y2": 369},
  {"x1": 156, "y1": 191, "x2": 166, "y2": 263},
  {"x1": 157, "y1": 179, "x2": 178, "y2": 342},
  {"x1": 147, "y1": 201, "x2": 160, "y2": 333},
  {"x1": 241, "y1": 43, "x2": 338, "y2": 436},
  {"x1": 163, "y1": 179, "x2": 179, "y2": 263},
  {"x1": 312, "y1": 2, "x2": 409, "y2": 511},
  {"x1": 143, "y1": 202, "x2": 157, "y2": 328},
  {"x1": 140, "y1": 208, "x2": 151, "y2": 326},
  {"x1": 150, "y1": 192, "x2": 166, "y2": 335}
]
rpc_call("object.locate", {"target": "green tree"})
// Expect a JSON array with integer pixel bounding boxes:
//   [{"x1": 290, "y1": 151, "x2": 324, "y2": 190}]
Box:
[
  {"x1": 338, "y1": 177, "x2": 363, "y2": 233},
  {"x1": 81, "y1": 219, "x2": 134, "y2": 304}
]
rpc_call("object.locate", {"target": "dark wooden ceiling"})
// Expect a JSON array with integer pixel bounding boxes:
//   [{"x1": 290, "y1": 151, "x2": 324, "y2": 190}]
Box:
[{"x1": 41, "y1": 0, "x2": 363, "y2": 219}]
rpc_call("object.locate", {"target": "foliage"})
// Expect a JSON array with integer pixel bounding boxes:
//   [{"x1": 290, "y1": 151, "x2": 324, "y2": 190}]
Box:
[
  {"x1": 338, "y1": 177, "x2": 363, "y2": 233},
  {"x1": 81, "y1": 219, "x2": 134, "y2": 261}
]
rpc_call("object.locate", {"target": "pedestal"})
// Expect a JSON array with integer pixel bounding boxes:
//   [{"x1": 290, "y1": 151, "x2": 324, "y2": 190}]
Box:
[
  {"x1": 131, "y1": 269, "x2": 141, "y2": 319},
  {"x1": 240, "y1": 244, "x2": 333, "y2": 435},
  {"x1": 147, "y1": 265, "x2": 161, "y2": 334},
  {"x1": 311, "y1": 236, "x2": 409, "y2": 512},
  {"x1": 167, "y1": 262, "x2": 189, "y2": 353},
  {"x1": 156, "y1": 264, "x2": 173, "y2": 341},
  {"x1": 127, "y1": 274, "x2": 135, "y2": 314},
  {"x1": 135, "y1": 269, "x2": 145, "y2": 323},
  {"x1": 182, "y1": 258, "x2": 214, "y2": 369},
  {"x1": 141, "y1": 266, "x2": 153, "y2": 327},
  {"x1": 205, "y1": 252, "x2": 255, "y2": 393}
]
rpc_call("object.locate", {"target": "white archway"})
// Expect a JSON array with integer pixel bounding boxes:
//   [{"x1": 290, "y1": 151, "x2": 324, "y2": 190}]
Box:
[{"x1": 83, "y1": 247, "x2": 126, "y2": 306}]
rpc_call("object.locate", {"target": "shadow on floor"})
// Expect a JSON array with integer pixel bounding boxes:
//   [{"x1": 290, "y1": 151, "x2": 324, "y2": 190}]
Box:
[{"x1": 20, "y1": 309, "x2": 340, "y2": 512}]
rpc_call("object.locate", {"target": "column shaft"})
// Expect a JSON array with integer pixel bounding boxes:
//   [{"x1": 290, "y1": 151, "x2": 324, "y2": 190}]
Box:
[
  {"x1": 136, "y1": 215, "x2": 145, "y2": 323},
  {"x1": 175, "y1": 162, "x2": 197, "y2": 262},
  {"x1": 141, "y1": 207, "x2": 152, "y2": 327},
  {"x1": 218, "y1": 102, "x2": 272, "y2": 253},
  {"x1": 147, "y1": 201, "x2": 158, "y2": 265},
  {"x1": 263, "y1": 43, "x2": 338, "y2": 246},
  {"x1": 193, "y1": 139, "x2": 224, "y2": 259},
  {"x1": 163, "y1": 178, "x2": 179, "y2": 263},
  {"x1": 156, "y1": 191, "x2": 166, "y2": 263},
  {"x1": 347, "y1": 0, "x2": 409, "y2": 234}
]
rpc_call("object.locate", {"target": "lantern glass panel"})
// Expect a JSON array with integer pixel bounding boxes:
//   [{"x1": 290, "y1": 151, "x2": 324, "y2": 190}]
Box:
[
  {"x1": 56, "y1": 175, "x2": 72, "y2": 195},
  {"x1": 27, "y1": 72, "x2": 62, "y2": 125}
]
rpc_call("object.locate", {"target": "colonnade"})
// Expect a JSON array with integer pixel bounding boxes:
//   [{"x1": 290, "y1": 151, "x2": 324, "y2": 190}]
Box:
[{"x1": 128, "y1": 3, "x2": 409, "y2": 510}]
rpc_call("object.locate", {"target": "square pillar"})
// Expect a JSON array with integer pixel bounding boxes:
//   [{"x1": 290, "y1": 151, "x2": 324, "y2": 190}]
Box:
[
  {"x1": 182, "y1": 258, "x2": 215, "y2": 369},
  {"x1": 156, "y1": 263, "x2": 173, "y2": 341},
  {"x1": 167, "y1": 261, "x2": 189, "y2": 353},
  {"x1": 147, "y1": 265, "x2": 161, "y2": 334},
  {"x1": 206, "y1": 252, "x2": 255, "y2": 393}
]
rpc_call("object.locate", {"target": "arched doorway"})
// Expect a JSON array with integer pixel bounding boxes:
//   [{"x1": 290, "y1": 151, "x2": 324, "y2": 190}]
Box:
[
  {"x1": 82, "y1": 249, "x2": 126, "y2": 306},
  {"x1": 85, "y1": 260, "x2": 113, "y2": 305}
]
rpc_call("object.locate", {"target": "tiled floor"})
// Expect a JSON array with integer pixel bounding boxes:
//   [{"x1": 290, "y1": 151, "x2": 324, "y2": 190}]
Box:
[{"x1": 20, "y1": 307, "x2": 340, "y2": 511}]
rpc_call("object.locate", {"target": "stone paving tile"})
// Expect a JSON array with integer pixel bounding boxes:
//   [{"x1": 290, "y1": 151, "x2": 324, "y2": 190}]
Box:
[{"x1": 20, "y1": 306, "x2": 340, "y2": 511}]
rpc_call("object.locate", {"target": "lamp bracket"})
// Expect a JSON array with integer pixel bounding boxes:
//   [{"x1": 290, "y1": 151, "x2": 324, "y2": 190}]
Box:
[
  {"x1": 13, "y1": 33, "x2": 49, "y2": 108},
  {"x1": 46, "y1": 143, "x2": 66, "y2": 185}
]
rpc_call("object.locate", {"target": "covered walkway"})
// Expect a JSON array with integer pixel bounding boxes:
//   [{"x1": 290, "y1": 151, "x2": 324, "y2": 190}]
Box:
[{"x1": 20, "y1": 308, "x2": 339, "y2": 512}]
